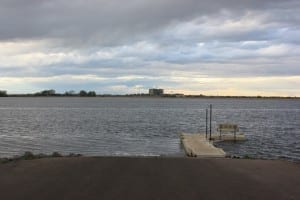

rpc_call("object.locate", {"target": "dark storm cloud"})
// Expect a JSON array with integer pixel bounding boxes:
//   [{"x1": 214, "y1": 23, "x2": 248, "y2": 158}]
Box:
[{"x1": 0, "y1": 0, "x2": 296, "y2": 45}]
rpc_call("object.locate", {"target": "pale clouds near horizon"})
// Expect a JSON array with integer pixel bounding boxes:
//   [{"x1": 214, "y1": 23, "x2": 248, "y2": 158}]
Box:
[{"x1": 0, "y1": 0, "x2": 299, "y2": 96}]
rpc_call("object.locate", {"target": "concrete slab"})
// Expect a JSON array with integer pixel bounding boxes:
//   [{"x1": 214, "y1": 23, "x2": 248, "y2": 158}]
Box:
[
  {"x1": 1, "y1": 157, "x2": 300, "y2": 200},
  {"x1": 180, "y1": 133, "x2": 226, "y2": 157}
]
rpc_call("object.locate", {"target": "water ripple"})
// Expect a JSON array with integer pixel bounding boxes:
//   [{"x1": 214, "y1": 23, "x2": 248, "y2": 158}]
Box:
[{"x1": 0, "y1": 97, "x2": 299, "y2": 160}]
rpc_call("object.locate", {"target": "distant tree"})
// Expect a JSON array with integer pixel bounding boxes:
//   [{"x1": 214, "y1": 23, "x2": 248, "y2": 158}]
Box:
[
  {"x1": 41, "y1": 90, "x2": 46, "y2": 96},
  {"x1": 87, "y1": 91, "x2": 96, "y2": 97},
  {"x1": 35, "y1": 89, "x2": 56, "y2": 96},
  {"x1": 65, "y1": 90, "x2": 76, "y2": 96},
  {"x1": 79, "y1": 90, "x2": 88, "y2": 96},
  {"x1": 48, "y1": 89, "x2": 56, "y2": 96},
  {"x1": 0, "y1": 90, "x2": 8, "y2": 97}
]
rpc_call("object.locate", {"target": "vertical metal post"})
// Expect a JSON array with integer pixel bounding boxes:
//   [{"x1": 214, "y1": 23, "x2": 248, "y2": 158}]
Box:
[
  {"x1": 234, "y1": 129, "x2": 236, "y2": 142},
  {"x1": 205, "y1": 109, "x2": 208, "y2": 139},
  {"x1": 209, "y1": 104, "x2": 212, "y2": 140}
]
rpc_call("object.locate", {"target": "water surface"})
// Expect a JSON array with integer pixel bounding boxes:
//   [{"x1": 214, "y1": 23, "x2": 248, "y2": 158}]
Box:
[{"x1": 0, "y1": 97, "x2": 299, "y2": 161}]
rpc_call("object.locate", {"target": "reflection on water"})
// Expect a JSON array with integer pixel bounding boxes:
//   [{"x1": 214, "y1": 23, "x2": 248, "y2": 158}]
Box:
[{"x1": 0, "y1": 97, "x2": 299, "y2": 161}]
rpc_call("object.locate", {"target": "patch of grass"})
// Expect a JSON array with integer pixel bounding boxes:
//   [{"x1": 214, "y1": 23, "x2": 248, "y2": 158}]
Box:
[
  {"x1": 0, "y1": 158, "x2": 12, "y2": 164},
  {"x1": 52, "y1": 152, "x2": 62, "y2": 157},
  {"x1": 67, "y1": 153, "x2": 82, "y2": 157},
  {"x1": 243, "y1": 155, "x2": 253, "y2": 159},
  {"x1": 228, "y1": 155, "x2": 241, "y2": 159},
  {"x1": 23, "y1": 151, "x2": 35, "y2": 160},
  {"x1": 227, "y1": 154, "x2": 255, "y2": 159},
  {"x1": 0, "y1": 151, "x2": 82, "y2": 164}
]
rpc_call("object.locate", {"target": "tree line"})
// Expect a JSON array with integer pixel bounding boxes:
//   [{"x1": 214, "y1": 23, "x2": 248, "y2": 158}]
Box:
[
  {"x1": 0, "y1": 90, "x2": 8, "y2": 97},
  {"x1": 34, "y1": 90, "x2": 97, "y2": 97},
  {"x1": 0, "y1": 90, "x2": 96, "y2": 97}
]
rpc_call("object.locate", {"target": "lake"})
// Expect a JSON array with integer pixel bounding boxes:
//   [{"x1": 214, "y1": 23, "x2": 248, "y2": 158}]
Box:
[{"x1": 0, "y1": 97, "x2": 299, "y2": 161}]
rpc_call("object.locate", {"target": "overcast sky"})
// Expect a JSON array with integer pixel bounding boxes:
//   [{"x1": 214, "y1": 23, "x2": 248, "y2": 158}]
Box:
[{"x1": 0, "y1": 0, "x2": 299, "y2": 96}]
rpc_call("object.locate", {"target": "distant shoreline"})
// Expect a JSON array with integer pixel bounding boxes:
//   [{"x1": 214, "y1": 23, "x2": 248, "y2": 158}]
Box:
[
  {"x1": 1, "y1": 95, "x2": 299, "y2": 99},
  {"x1": 1, "y1": 89, "x2": 298, "y2": 99}
]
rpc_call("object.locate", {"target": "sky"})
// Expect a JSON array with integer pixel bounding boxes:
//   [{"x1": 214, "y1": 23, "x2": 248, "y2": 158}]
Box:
[{"x1": 0, "y1": 0, "x2": 299, "y2": 96}]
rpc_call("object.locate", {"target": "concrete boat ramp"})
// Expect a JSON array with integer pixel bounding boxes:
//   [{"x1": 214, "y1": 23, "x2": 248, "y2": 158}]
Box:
[{"x1": 180, "y1": 133, "x2": 246, "y2": 157}]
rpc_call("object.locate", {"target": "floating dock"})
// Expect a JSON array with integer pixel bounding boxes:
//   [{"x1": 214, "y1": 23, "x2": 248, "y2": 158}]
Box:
[
  {"x1": 180, "y1": 134, "x2": 226, "y2": 157},
  {"x1": 180, "y1": 133, "x2": 246, "y2": 157},
  {"x1": 208, "y1": 133, "x2": 246, "y2": 142},
  {"x1": 181, "y1": 105, "x2": 247, "y2": 157}
]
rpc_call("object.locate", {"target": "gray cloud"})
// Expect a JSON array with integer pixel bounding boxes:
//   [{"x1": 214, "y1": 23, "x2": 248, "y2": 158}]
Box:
[
  {"x1": 0, "y1": 0, "x2": 299, "y2": 95},
  {"x1": 0, "y1": 0, "x2": 297, "y2": 45}
]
